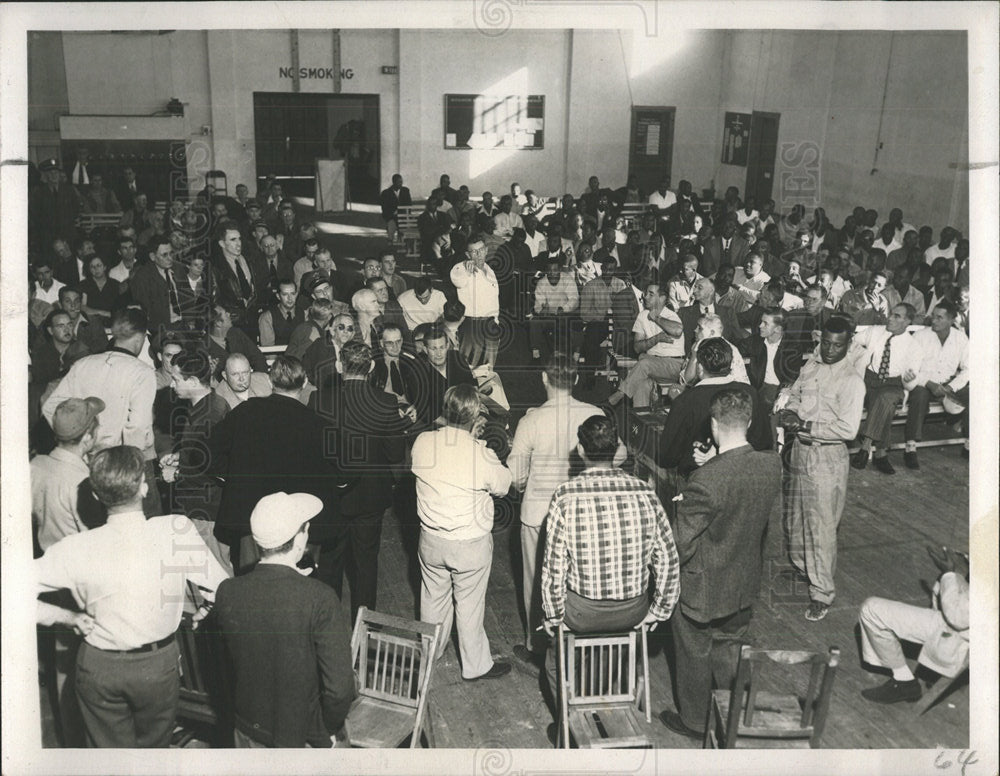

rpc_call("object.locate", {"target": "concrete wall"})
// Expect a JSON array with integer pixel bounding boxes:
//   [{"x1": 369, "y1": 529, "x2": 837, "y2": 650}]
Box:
[{"x1": 40, "y1": 28, "x2": 968, "y2": 229}]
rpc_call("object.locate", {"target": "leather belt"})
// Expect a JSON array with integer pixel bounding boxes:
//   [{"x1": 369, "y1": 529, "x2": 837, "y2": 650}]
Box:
[{"x1": 99, "y1": 633, "x2": 175, "y2": 654}]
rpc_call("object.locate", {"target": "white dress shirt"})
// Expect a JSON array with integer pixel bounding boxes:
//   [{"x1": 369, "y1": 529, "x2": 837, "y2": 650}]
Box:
[
  {"x1": 911, "y1": 327, "x2": 969, "y2": 392},
  {"x1": 851, "y1": 326, "x2": 922, "y2": 390},
  {"x1": 647, "y1": 190, "x2": 677, "y2": 214},
  {"x1": 508, "y1": 396, "x2": 627, "y2": 528},
  {"x1": 42, "y1": 349, "x2": 157, "y2": 459},
  {"x1": 411, "y1": 426, "x2": 512, "y2": 540},
  {"x1": 36, "y1": 511, "x2": 229, "y2": 651},
  {"x1": 35, "y1": 279, "x2": 66, "y2": 305},
  {"x1": 450, "y1": 262, "x2": 500, "y2": 320}
]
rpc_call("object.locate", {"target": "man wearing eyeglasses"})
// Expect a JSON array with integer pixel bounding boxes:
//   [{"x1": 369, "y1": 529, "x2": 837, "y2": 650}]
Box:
[
  {"x1": 450, "y1": 235, "x2": 501, "y2": 369},
  {"x1": 302, "y1": 312, "x2": 358, "y2": 388}
]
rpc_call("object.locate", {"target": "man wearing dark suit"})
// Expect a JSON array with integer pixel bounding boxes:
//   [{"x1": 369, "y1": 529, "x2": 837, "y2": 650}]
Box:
[
  {"x1": 678, "y1": 277, "x2": 744, "y2": 351},
  {"x1": 211, "y1": 222, "x2": 270, "y2": 339},
  {"x1": 410, "y1": 326, "x2": 477, "y2": 426},
  {"x1": 659, "y1": 339, "x2": 771, "y2": 479},
  {"x1": 370, "y1": 325, "x2": 422, "y2": 412},
  {"x1": 739, "y1": 307, "x2": 802, "y2": 408},
  {"x1": 311, "y1": 341, "x2": 408, "y2": 620},
  {"x1": 115, "y1": 166, "x2": 143, "y2": 211},
  {"x1": 379, "y1": 173, "x2": 412, "y2": 243},
  {"x1": 29, "y1": 158, "x2": 83, "y2": 250},
  {"x1": 659, "y1": 387, "x2": 782, "y2": 739},
  {"x1": 208, "y1": 355, "x2": 352, "y2": 583},
  {"x1": 129, "y1": 235, "x2": 186, "y2": 335},
  {"x1": 701, "y1": 219, "x2": 749, "y2": 278}
]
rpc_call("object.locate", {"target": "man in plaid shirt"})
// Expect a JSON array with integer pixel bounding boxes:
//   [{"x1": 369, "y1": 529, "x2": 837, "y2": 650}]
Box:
[{"x1": 540, "y1": 414, "x2": 680, "y2": 702}]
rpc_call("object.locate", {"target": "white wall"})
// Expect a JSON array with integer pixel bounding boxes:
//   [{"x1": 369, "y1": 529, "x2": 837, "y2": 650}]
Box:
[{"x1": 51, "y1": 28, "x2": 968, "y2": 229}]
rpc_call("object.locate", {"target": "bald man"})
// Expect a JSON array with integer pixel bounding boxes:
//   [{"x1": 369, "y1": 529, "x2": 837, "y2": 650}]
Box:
[{"x1": 214, "y1": 353, "x2": 273, "y2": 409}]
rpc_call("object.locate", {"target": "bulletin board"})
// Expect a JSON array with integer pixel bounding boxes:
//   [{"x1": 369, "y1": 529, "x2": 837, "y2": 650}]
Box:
[
  {"x1": 722, "y1": 111, "x2": 751, "y2": 166},
  {"x1": 444, "y1": 94, "x2": 545, "y2": 150}
]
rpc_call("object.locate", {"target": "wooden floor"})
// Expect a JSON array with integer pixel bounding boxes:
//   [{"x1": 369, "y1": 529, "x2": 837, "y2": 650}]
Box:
[{"x1": 37, "y1": 210, "x2": 972, "y2": 750}]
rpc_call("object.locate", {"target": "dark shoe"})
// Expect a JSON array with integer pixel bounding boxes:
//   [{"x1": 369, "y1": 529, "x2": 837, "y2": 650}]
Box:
[
  {"x1": 658, "y1": 709, "x2": 703, "y2": 740},
  {"x1": 512, "y1": 644, "x2": 544, "y2": 668},
  {"x1": 872, "y1": 455, "x2": 895, "y2": 475},
  {"x1": 805, "y1": 601, "x2": 830, "y2": 621},
  {"x1": 464, "y1": 660, "x2": 512, "y2": 681},
  {"x1": 860, "y1": 678, "x2": 922, "y2": 704},
  {"x1": 851, "y1": 449, "x2": 869, "y2": 470},
  {"x1": 903, "y1": 451, "x2": 920, "y2": 470}
]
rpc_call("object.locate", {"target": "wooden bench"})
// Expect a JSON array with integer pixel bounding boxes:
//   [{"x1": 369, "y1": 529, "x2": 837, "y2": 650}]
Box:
[
  {"x1": 77, "y1": 212, "x2": 123, "y2": 233},
  {"x1": 394, "y1": 205, "x2": 422, "y2": 263}
]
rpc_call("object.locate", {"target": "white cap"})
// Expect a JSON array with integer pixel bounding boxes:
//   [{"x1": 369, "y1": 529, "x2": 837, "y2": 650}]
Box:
[{"x1": 250, "y1": 492, "x2": 322, "y2": 549}]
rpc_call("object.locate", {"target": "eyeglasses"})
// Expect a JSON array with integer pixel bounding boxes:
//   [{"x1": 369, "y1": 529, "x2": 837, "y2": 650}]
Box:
[{"x1": 336, "y1": 324, "x2": 355, "y2": 331}]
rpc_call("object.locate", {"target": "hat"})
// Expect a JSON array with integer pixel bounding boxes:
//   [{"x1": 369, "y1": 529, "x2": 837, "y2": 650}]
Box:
[
  {"x1": 251, "y1": 218, "x2": 268, "y2": 229},
  {"x1": 305, "y1": 271, "x2": 332, "y2": 293},
  {"x1": 39, "y1": 158, "x2": 61, "y2": 172},
  {"x1": 52, "y1": 397, "x2": 105, "y2": 441},
  {"x1": 250, "y1": 492, "x2": 322, "y2": 549},
  {"x1": 245, "y1": 200, "x2": 262, "y2": 211}
]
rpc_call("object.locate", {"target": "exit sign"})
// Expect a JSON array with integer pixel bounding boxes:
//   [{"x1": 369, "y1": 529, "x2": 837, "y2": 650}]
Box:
[{"x1": 381, "y1": 66, "x2": 398, "y2": 75}]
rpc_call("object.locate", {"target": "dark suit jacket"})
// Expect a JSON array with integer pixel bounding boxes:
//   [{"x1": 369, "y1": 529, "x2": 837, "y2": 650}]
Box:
[
  {"x1": 675, "y1": 445, "x2": 782, "y2": 622},
  {"x1": 379, "y1": 185, "x2": 412, "y2": 221},
  {"x1": 370, "y1": 351, "x2": 423, "y2": 404},
  {"x1": 410, "y1": 351, "x2": 476, "y2": 425},
  {"x1": 310, "y1": 379, "x2": 408, "y2": 517},
  {"x1": 659, "y1": 381, "x2": 772, "y2": 476},
  {"x1": 678, "y1": 303, "x2": 743, "y2": 352},
  {"x1": 171, "y1": 391, "x2": 230, "y2": 521},
  {"x1": 701, "y1": 235, "x2": 750, "y2": 277},
  {"x1": 129, "y1": 262, "x2": 181, "y2": 332},
  {"x1": 739, "y1": 333, "x2": 801, "y2": 389},
  {"x1": 29, "y1": 183, "x2": 82, "y2": 247},
  {"x1": 208, "y1": 394, "x2": 351, "y2": 545},
  {"x1": 211, "y1": 253, "x2": 270, "y2": 322}
]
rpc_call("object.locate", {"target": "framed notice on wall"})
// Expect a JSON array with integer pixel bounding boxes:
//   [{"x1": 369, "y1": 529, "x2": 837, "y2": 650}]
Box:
[
  {"x1": 444, "y1": 94, "x2": 545, "y2": 150},
  {"x1": 722, "y1": 111, "x2": 751, "y2": 166}
]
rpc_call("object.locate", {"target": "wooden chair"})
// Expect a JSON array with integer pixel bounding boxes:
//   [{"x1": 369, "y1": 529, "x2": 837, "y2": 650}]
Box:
[
  {"x1": 916, "y1": 658, "x2": 969, "y2": 715},
  {"x1": 556, "y1": 623, "x2": 652, "y2": 749},
  {"x1": 344, "y1": 607, "x2": 441, "y2": 748},
  {"x1": 394, "y1": 205, "x2": 422, "y2": 263},
  {"x1": 705, "y1": 645, "x2": 839, "y2": 749}
]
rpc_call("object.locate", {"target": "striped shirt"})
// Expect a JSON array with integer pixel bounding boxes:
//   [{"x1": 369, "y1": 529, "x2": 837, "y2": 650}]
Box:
[{"x1": 542, "y1": 467, "x2": 680, "y2": 622}]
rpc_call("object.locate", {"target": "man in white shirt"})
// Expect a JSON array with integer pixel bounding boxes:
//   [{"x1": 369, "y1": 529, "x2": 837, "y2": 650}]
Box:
[
  {"x1": 872, "y1": 223, "x2": 903, "y2": 260},
  {"x1": 507, "y1": 356, "x2": 626, "y2": 663},
  {"x1": 903, "y1": 301, "x2": 969, "y2": 469},
  {"x1": 850, "y1": 304, "x2": 922, "y2": 474},
  {"x1": 450, "y1": 236, "x2": 501, "y2": 369},
  {"x1": 647, "y1": 177, "x2": 677, "y2": 222},
  {"x1": 32, "y1": 257, "x2": 66, "y2": 305},
  {"x1": 43, "y1": 307, "x2": 158, "y2": 482},
  {"x1": 608, "y1": 283, "x2": 685, "y2": 408},
  {"x1": 397, "y1": 276, "x2": 447, "y2": 332},
  {"x1": 411, "y1": 384, "x2": 513, "y2": 681},
  {"x1": 108, "y1": 235, "x2": 138, "y2": 289},
  {"x1": 36, "y1": 445, "x2": 229, "y2": 747},
  {"x1": 733, "y1": 252, "x2": 771, "y2": 306},
  {"x1": 666, "y1": 254, "x2": 704, "y2": 312},
  {"x1": 530, "y1": 261, "x2": 581, "y2": 362},
  {"x1": 493, "y1": 194, "x2": 523, "y2": 239},
  {"x1": 923, "y1": 227, "x2": 958, "y2": 265}
]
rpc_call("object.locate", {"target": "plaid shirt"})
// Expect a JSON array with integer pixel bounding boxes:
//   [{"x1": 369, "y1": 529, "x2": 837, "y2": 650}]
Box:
[{"x1": 542, "y1": 467, "x2": 680, "y2": 622}]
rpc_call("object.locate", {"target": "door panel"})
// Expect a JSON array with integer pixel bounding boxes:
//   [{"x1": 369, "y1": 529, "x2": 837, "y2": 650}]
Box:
[
  {"x1": 745, "y1": 112, "x2": 780, "y2": 204},
  {"x1": 628, "y1": 107, "x2": 675, "y2": 197}
]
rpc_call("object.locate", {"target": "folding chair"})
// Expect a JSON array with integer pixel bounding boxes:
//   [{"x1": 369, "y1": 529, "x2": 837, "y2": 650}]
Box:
[
  {"x1": 556, "y1": 623, "x2": 652, "y2": 749},
  {"x1": 173, "y1": 612, "x2": 232, "y2": 747},
  {"x1": 916, "y1": 657, "x2": 969, "y2": 715},
  {"x1": 344, "y1": 607, "x2": 441, "y2": 748},
  {"x1": 705, "y1": 645, "x2": 839, "y2": 749}
]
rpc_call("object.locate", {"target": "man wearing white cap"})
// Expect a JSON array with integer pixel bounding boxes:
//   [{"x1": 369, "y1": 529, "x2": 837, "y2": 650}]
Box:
[{"x1": 214, "y1": 492, "x2": 356, "y2": 748}]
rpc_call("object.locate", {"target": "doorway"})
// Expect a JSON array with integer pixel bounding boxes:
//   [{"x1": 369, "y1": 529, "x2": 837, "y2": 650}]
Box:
[
  {"x1": 744, "y1": 111, "x2": 780, "y2": 205},
  {"x1": 627, "y1": 107, "x2": 675, "y2": 197},
  {"x1": 253, "y1": 93, "x2": 381, "y2": 204}
]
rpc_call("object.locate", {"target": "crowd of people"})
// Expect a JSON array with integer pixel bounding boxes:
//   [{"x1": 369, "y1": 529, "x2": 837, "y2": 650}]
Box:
[{"x1": 28, "y1": 157, "x2": 970, "y2": 748}]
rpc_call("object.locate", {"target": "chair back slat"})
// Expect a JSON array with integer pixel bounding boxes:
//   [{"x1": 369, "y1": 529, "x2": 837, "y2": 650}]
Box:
[{"x1": 565, "y1": 631, "x2": 638, "y2": 706}]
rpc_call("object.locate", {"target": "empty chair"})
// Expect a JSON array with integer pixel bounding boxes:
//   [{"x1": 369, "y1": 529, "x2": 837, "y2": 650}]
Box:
[
  {"x1": 556, "y1": 623, "x2": 652, "y2": 749},
  {"x1": 173, "y1": 612, "x2": 232, "y2": 747},
  {"x1": 705, "y1": 645, "x2": 839, "y2": 749},
  {"x1": 344, "y1": 607, "x2": 441, "y2": 748}
]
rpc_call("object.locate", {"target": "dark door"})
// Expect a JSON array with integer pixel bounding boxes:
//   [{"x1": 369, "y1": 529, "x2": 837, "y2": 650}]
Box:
[
  {"x1": 628, "y1": 107, "x2": 675, "y2": 196},
  {"x1": 745, "y1": 112, "x2": 780, "y2": 204},
  {"x1": 253, "y1": 93, "x2": 380, "y2": 203}
]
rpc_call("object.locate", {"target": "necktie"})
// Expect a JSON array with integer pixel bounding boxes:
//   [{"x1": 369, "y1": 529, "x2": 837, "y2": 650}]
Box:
[
  {"x1": 167, "y1": 270, "x2": 181, "y2": 316},
  {"x1": 877, "y1": 336, "x2": 892, "y2": 381},
  {"x1": 234, "y1": 258, "x2": 252, "y2": 300},
  {"x1": 724, "y1": 238, "x2": 731, "y2": 258},
  {"x1": 268, "y1": 260, "x2": 279, "y2": 288},
  {"x1": 388, "y1": 359, "x2": 403, "y2": 395}
]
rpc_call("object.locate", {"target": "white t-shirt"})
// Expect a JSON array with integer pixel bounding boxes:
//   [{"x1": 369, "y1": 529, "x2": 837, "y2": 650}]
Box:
[
  {"x1": 632, "y1": 307, "x2": 684, "y2": 358},
  {"x1": 398, "y1": 288, "x2": 447, "y2": 331}
]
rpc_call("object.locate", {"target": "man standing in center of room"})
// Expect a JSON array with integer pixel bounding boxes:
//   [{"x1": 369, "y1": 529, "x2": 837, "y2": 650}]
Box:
[{"x1": 778, "y1": 317, "x2": 865, "y2": 621}]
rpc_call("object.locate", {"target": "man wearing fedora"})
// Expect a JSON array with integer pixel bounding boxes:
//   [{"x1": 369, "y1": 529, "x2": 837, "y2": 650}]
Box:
[
  {"x1": 29, "y1": 157, "x2": 83, "y2": 250},
  {"x1": 214, "y1": 492, "x2": 357, "y2": 748}
]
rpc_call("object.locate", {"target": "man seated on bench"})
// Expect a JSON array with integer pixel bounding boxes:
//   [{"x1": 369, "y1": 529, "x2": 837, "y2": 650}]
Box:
[
  {"x1": 606, "y1": 282, "x2": 684, "y2": 408},
  {"x1": 903, "y1": 301, "x2": 969, "y2": 468},
  {"x1": 858, "y1": 545, "x2": 968, "y2": 704},
  {"x1": 850, "y1": 303, "x2": 922, "y2": 475}
]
